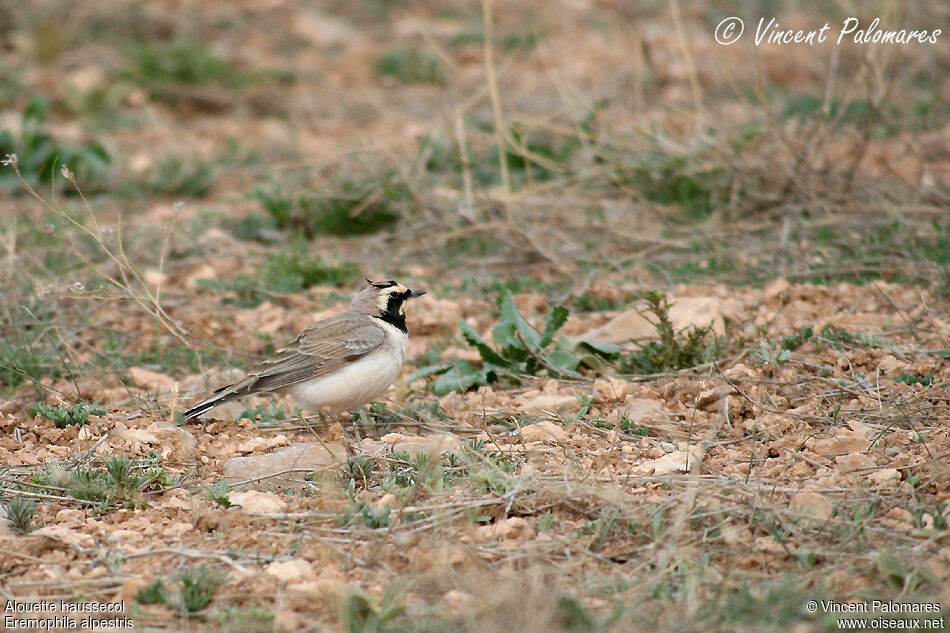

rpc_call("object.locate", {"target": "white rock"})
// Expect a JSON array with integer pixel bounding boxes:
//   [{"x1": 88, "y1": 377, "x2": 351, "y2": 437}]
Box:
[
  {"x1": 621, "y1": 398, "x2": 670, "y2": 421},
  {"x1": 520, "y1": 421, "x2": 568, "y2": 443},
  {"x1": 118, "y1": 428, "x2": 160, "y2": 444},
  {"x1": 474, "y1": 517, "x2": 535, "y2": 542},
  {"x1": 579, "y1": 296, "x2": 725, "y2": 345},
  {"x1": 789, "y1": 492, "x2": 833, "y2": 521},
  {"x1": 229, "y1": 490, "x2": 287, "y2": 513},
  {"x1": 34, "y1": 525, "x2": 95, "y2": 548},
  {"x1": 265, "y1": 559, "x2": 317, "y2": 584},
  {"x1": 224, "y1": 442, "x2": 345, "y2": 485},
  {"x1": 632, "y1": 444, "x2": 703, "y2": 475},
  {"x1": 128, "y1": 367, "x2": 177, "y2": 392},
  {"x1": 515, "y1": 394, "x2": 580, "y2": 415},
  {"x1": 869, "y1": 468, "x2": 901, "y2": 487}
]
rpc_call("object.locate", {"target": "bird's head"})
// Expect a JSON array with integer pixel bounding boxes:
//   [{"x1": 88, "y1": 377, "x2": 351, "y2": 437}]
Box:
[{"x1": 352, "y1": 279, "x2": 426, "y2": 319}]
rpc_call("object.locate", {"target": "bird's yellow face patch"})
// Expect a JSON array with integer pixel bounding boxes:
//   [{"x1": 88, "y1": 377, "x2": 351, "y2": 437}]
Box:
[{"x1": 376, "y1": 283, "x2": 410, "y2": 314}]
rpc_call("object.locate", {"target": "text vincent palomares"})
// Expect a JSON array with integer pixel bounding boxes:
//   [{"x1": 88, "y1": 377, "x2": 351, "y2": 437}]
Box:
[{"x1": 755, "y1": 17, "x2": 941, "y2": 46}]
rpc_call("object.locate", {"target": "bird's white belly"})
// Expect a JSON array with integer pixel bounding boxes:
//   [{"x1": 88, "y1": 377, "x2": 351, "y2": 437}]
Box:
[{"x1": 288, "y1": 324, "x2": 408, "y2": 414}]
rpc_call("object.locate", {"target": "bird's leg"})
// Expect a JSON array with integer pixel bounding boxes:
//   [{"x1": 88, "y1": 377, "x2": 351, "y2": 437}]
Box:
[
  {"x1": 327, "y1": 410, "x2": 361, "y2": 457},
  {"x1": 352, "y1": 410, "x2": 364, "y2": 445},
  {"x1": 298, "y1": 411, "x2": 341, "y2": 462}
]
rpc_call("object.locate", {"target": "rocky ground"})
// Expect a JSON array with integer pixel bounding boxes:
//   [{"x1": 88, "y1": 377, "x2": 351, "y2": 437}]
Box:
[{"x1": 1, "y1": 1, "x2": 949, "y2": 632}]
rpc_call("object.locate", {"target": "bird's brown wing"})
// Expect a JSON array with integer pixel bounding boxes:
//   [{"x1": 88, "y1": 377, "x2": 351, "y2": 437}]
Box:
[
  {"x1": 183, "y1": 315, "x2": 386, "y2": 420},
  {"x1": 243, "y1": 315, "x2": 386, "y2": 393}
]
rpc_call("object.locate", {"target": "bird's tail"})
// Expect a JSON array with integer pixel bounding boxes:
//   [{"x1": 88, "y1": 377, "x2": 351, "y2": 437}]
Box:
[
  {"x1": 182, "y1": 380, "x2": 248, "y2": 421},
  {"x1": 182, "y1": 373, "x2": 262, "y2": 421},
  {"x1": 182, "y1": 394, "x2": 232, "y2": 421}
]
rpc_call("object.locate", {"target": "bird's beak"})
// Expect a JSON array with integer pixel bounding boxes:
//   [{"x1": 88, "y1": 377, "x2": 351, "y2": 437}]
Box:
[{"x1": 408, "y1": 289, "x2": 426, "y2": 299}]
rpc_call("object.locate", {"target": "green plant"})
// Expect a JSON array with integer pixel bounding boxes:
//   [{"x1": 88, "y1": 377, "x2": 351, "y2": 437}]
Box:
[
  {"x1": 410, "y1": 290, "x2": 618, "y2": 395},
  {"x1": 204, "y1": 480, "x2": 232, "y2": 508},
  {"x1": 890, "y1": 372, "x2": 934, "y2": 386},
  {"x1": 614, "y1": 152, "x2": 727, "y2": 220},
  {"x1": 135, "y1": 580, "x2": 169, "y2": 605},
  {"x1": 814, "y1": 325, "x2": 881, "y2": 350},
  {"x1": 0, "y1": 97, "x2": 112, "y2": 191},
  {"x1": 212, "y1": 605, "x2": 274, "y2": 632},
  {"x1": 263, "y1": 244, "x2": 361, "y2": 291},
  {"x1": 876, "y1": 552, "x2": 932, "y2": 593},
  {"x1": 781, "y1": 93, "x2": 885, "y2": 131},
  {"x1": 470, "y1": 456, "x2": 519, "y2": 496},
  {"x1": 501, "y1": 28, "x2": 545, "y2": 52},
  {"x1": 340, "y1": 501, "x2": 392, "y2": 528},
  {"x1": 202, "y1": 244, "x2": 360, "y2": 308},
  {"x1": 342, "y1": 455, "x2": 378, "y2": 490},
  {"x1": 31, "y1": 454, "x2": 174, "y2": 511},
  {"x1": 556, "y1": 594, "x2": 597, "y2": 633},
  {"x1": 537, "y1": 510, "x2": 555, "y2": 531},
  {"x1": 4, "y1": 495, "x2": 37, "y2": 534},
  {"x1": 180, "y1": 565, "x2": 222, "y2": 612},
  {"x1": 488, "y1": 123, "x2": 578, "y2": 186},
  {"x1": 378, "y1": 450, "x2": 453, "y2": 497},
  {"x1": 238, "y1": 404, "x2": 298, "y2": 423},
  {"x1": 754, "y1": 345, "x2": 791, "y2": 367},
  {"x1": 619, "y1": 291, "x2": 722, "y2": 374},
  {"x1": 29, "y1": 401, "x2": 106, "y2": 427},
  {"x1": 335, "y1": 580, "x2": 409, "y2": 633},
  {"x1": 124, "y1": 40, "x2": 256, "y2": 90},
  {"x1": 128, "y1": 154, "x2": 215, "y2": 197},
  {"x1": 105, "y1": 455, "x2": 138, "y2": 488},
  {"x1": 0, "y1": 333, "x2": 62, "y2": 391},
  {"x1": 780, "y1": 325, "x2": 815, "y2": 351},
  {"x1": 352, "y1": 401, "x2": 404, "y2": 437},
  {"x1": 375, "y1": 47, "x2": 442, "y2": 85},
  {"x1": 913, "y1": 502, "x2": 948, "y2": 531},
  {"x1": 572, "y1": 293, "x2": 628, "y2": 312},
  {"x1": 618, "y1": 413, "x2": 650, "y2": 436},
  {"x1": 254, "y1": 172, "x2": 407, "y2": 239},
  {"x1": 227, "y1": 212, "x2": 281, "y2": 243},
  {"x1": 0, "y1": 63, "x2": 23, "y2": 106}
]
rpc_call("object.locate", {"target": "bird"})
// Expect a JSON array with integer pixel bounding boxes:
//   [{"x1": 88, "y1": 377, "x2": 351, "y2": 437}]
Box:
[{"x1": 182, "y1": 279, "x2": 425, "y2": 422}]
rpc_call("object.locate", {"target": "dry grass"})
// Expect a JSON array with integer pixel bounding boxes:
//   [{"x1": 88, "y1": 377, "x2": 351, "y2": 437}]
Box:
[{"x1": 1, "y1": 0, "x2": 949, "y2": 631}]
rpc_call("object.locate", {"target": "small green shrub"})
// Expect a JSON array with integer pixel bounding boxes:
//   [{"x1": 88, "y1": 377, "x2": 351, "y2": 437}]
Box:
[
  {"x1": 4, "y1": 495, "x2": 37, "y2": 534},
  {"x1": 136, "y1": 566, "x2": 223, "y2": 613},
  {"x1": 30, "y1": 401, "x2": 106, "y2": 427},
  {"x1": 255, "y1": 173, "x2": 407, "y2": 238},
  {"x1": 238, "y1": 403, "x2": 298, "y2": 423},
  {"x1": 31, "y1": 454, "x2": 175, "y2": 511},
  {"x1": 0, "y1": 334, "x2": 62, "y2": 391},
  {"x1": 375, "y1": 47, "x2": 442, "y2": 85},
  {"x1": 780, "y1": 325, "x2": 815, "y2": 351},
  {"x1": 131, "y1": 341, "x2": 204, "y2": 376},
  {"x1": 124, "y1": 40, "x2": 249, "y2": 88},
  {"x1": 336, "y1": 581, "x2": 409, "y2": 633},
  {"x1": 128, "y1": 154, "x2": 215, "y2": 197},
  {"x1": 180, "y1": 565, "x2": 222, "y2": 612},
  {"x1": 619, "y1": 290, "x2": 722, "y2": 374},
  {"x1": 212, "y1": 605, "x2": 274, "y2": 632},
  {"x1": 891, "y1": 372, "x2": 935, "y2": 386},
  {"x1": 0, "y1": 97, "x2": 112, "y2": 192},
  {"x1": 781, "y1": 93, "x2": 887, "y2": 132},
  {"x1": 263, "y1": 244, "x2": 361, "y2": 290},
  {"x1": 340, "y1": 501, "x2": 392, "y2": 528},
  {"x1": 204, "y1": 480, "x2": 232, "y2": 508},
  {"x1": 202, "y1": 244, "x2": 360, "y2": 308},
  {"x1": 614, "y1": 153, "x2": 727, "y2": 220},
  {"x1": 135, "y1": 579, "x2": 169, "y2": 605},
  {"x1": 410, "y1": 291, "x2": 618, "y2": 395}
]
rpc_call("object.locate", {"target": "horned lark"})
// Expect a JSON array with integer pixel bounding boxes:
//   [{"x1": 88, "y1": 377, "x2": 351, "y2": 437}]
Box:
[{"x1": 183, "y1": 279, "x2": 425, "y2": 421}]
